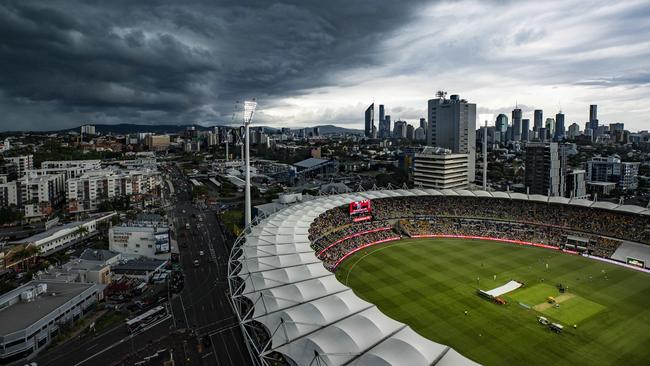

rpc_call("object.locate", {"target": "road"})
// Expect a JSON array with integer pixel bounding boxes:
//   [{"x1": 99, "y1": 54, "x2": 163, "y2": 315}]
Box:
[
  {"x1": 168, "y1": 170, "x2": 250, "y2": 366},
  {"x1": 25, "y1": 167, "x2": 250, "y2": 366}
]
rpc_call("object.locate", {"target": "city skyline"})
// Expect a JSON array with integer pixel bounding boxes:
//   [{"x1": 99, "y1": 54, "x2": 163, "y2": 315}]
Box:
[{"x1": 0, "y1": 0, "x2": 649, "y2": 132}]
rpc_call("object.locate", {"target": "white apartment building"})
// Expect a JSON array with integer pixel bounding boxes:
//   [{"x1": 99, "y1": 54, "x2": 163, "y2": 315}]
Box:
[
  {"x1": 80, "y1": 124, "x2": 96, "y2": 135},
  {"x1": 413, "y1": 147, "x2": 469, "y2": 189},
  {"x1": 0, "y1": 174, "x2": 65, "y2": 219},
  {"x1": 6, "y1": 155, "x2": 33, "y2": 177},
  {"x1": 19, "y1": 174, "x2": 66, "y2": 219},
  {"x1": 26, "y1": 167, "x2": 87, "y2": 181},
  {"x1": 66, "y1": 169, "x2": 160, "y2": 213},
  {"x1": 41, "y1": 160, "x2": 101, "y2": 171},
  {"x1": 0, "y1": 180, "x2": 19, "y2": 207}
]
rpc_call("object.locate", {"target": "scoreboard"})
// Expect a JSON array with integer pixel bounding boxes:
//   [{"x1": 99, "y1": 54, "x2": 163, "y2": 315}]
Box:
[{"x1": 349, "y1": 200, "x2": 372, "y2": 215}]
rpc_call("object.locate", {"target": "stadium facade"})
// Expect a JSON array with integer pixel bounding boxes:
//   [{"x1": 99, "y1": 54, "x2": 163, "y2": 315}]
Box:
[{"x1": 228, "y1": 188, "x2": 650, "y2": 366}]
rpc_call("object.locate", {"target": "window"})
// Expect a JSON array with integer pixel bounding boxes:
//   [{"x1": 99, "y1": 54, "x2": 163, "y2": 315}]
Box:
[{"x1": 5, "y1": 338, "x2": 25, "y2": 348}]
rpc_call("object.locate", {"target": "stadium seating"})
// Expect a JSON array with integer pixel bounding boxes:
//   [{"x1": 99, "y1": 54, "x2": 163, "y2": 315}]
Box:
[{"x1": 310, "y1": 196, "x2": 650, "y2": 272}]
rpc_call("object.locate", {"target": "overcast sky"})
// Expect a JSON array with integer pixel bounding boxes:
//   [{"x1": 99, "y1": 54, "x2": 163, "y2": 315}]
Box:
[{"x1": 1, "y1": 0, "x2": 649, "y2": 132}]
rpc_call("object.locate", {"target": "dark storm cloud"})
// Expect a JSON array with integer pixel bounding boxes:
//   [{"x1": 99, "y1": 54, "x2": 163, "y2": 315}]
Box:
[{"x1": 0, "y1": 0, "x2": 427, "y2": 130}]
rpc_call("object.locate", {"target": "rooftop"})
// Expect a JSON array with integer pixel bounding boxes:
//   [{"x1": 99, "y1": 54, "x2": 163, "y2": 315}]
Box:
[
  {"x1": 0, "y1": 281, "x2": 94, "y2": 335},
  {"x1": 293, "y1": 158, "x2": 330, "y2": 169},
  {"x1": 112, "y1": 258, "x2": 166, "y2": 273},
  {"x1": 79, "y1": 248, "x2": 120, "y2": 262},
  {"x1": 12, "y1": 220, "x2": 85, "y2": 244}
]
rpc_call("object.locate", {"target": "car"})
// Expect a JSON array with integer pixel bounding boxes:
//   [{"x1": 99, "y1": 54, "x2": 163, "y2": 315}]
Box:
[
  {"x1": 199, "y1": 250, "x2": 204, "y2": 256},
  {"x1": 193, "y1": 260, "x2": 200, "y2": 267}
]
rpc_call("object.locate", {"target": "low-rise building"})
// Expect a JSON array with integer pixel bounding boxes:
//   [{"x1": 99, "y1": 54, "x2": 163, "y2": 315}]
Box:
[
  {"x1": 0, "y1": 281, "x2": 100, "y2": 362},
  {"x1": 38, "y1": 258, "x2": 112, "y2": 285},
  {"x1": 109, "y1": 215, "x2": 171, "y2": 260},
  {"x1": 8, "y1": 212, "x2": 116, "y2": 257},
  {"x1": 111, "y1": 257, "x2": 167, "y2": 281}
]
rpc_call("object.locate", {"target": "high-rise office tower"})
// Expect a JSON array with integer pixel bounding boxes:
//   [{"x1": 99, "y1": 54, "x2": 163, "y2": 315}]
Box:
[
  {"x1": 495, "y1": 114, "x2": 508, "y2": 133},
  {"x1": 378, "y1": 104, "x2": 387, "y2": 138},
  {"x1": 533, "y1": 110, "x2": 543, "y2": 131},
  {"x1": 384, "y1": 115, "x2": 391, "y2": 137},
  {"x1": 419, "y1": 118, "x2": 426, "y2": 129},
  {"x1": 554, "y1": 112, "x2": 565, "y2": 141},
  {"x1": 524, "y1": 142, "x2": 567, "y2": 196},
  {"x1": 545, "y1": 118, "x2": 555, "y2": 140},
  {"x1": 406, "y1": 124, "x2": 415, "y2": 140},
  {"x1": 609, "y1": 123, "x2": 624, "y2": 132},
  {"x1": 567, "y1": 123, "x2": 581, "y2": 139},
  {"x1": 427, "y1": 93, "x2": 476, "y2": 182},
  {"x1": 495, "y1": 114, "x2": 508, "y2": 142},
  {"x1": 522, "y1": 119, "x2": 530, "y2": 141},
  {"x1": 364, "y1": 103, "x2": 375, "y2": 138},
  {"x1": 512, "y1": 107, "x2": 522, "y2": 141},
  {"x1": 393, "y1": 120, "x2": 408, "y2": 139},
  {"x1": 589, "y1": 104, "x2": 598, "y2": 131}
]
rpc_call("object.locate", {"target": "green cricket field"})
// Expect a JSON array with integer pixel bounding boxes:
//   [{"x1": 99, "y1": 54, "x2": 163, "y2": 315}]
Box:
[{"x1": 335, "y1": 238, "x2": 650, "y2": 366}]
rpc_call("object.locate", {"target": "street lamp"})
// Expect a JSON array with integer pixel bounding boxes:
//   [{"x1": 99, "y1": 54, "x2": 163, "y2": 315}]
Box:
[{"x1": 243, "y1": 99, "x2": 257, "y2": 227}]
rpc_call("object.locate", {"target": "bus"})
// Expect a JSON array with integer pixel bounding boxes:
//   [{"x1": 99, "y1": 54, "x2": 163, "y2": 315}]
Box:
[{"x1": 125, "y1": 305, "x2": 167, "y2": 333}]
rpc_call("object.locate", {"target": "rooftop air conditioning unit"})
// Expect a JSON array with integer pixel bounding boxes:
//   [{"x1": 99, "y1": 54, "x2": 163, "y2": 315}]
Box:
[{"x1": 20, "y1": 290, "x2": 34, "y2": 302}]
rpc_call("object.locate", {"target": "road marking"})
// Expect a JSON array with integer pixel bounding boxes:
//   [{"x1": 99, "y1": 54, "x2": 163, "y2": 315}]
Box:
[
  {"x1": 220, "y1": 332, "x2": 234, "y2": 365},
  {"x1": 211, "y1": 334, "x2": 221, "y2": 366},
  {"x1": 72, "y1": 316, "x2": 170, "y2": 366}
]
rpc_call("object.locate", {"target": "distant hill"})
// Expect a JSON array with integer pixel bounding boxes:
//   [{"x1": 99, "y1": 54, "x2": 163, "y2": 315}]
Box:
[
  {"x1": 58, "y1": 123, "x2": 364, "y2": 136},
  {"x1": 62, "y1": 123, "x2": 212, "y2": 135},
  {"x1": 311, "y1": 124, "x2": 364, "y2": 135}
]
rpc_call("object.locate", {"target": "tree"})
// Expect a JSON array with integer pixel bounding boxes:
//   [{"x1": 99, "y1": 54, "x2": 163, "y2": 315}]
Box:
[
  {"x1": 75, "y1": 225, "x2": 90, "y2": 238},
  {"x1": 10, "y1": 245, "x2": 40, "y2": 271},
  {"x1": 0, "y1": 206, "x2": 24, "y2": 225}
]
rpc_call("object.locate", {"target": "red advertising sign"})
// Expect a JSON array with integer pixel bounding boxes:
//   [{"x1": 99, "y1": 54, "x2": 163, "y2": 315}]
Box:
[{"x1": 349, "y1": 200, "x2": 372, "y2": 215}]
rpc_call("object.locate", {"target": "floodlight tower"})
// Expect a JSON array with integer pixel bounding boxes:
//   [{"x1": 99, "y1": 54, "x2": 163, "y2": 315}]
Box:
[{"x1": 243, "y1": 99, "x2": 257, "y2": 227}]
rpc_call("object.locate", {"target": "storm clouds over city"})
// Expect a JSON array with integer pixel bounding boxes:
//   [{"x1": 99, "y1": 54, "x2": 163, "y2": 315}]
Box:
[{"x1": 1, "y1": 0, "x2": 649, "y2": 131}]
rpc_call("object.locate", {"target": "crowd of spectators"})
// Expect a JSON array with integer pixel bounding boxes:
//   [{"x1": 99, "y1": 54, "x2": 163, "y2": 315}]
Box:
[
  {"x1": 307, "y1": 195, "x2": 645, "y2": 271},
  {"x1": 399, "y1": 218, "x2": 623, "y2": 257},
  {"x1": 311, "y1": 221, "x2": 391, "y2": 252},
  {"x1": 400, "y1": 218, "x2": 565, "y2": 245},
  {"x1": 372, "y1": 196, "x2": 650, "y2": 244},
  {"x1": 309, "y1": 206, "x2": 352, "y2": 241},
  {"x1": 589, "y1": 238, "x2": 623, "y2": 258},
  {"x1": 319, "y1": 229, "x2": 400, "y2": 270}
]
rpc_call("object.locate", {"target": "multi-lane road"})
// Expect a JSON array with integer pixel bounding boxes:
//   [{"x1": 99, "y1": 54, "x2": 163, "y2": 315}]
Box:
[
  {"x1": 169, "y1": 196, "x2": 249, "y2": 365},
  {"x1": 25, "y1": 168, "x2": 250, "y2": 366}
]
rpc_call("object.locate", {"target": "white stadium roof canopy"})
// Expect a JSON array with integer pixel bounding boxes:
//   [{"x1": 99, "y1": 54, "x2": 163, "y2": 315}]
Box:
[{"x1": 229, "y1": 188, "x2": 650, "y2": 365}]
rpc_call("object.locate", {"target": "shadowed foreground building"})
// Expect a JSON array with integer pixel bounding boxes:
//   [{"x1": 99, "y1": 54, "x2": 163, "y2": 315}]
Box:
[
  {"x1": 0, "y1": 281, "x2": 100, "y2": 363},
  {"x1": 524, "y1": 142, "x2": 567, "y2": 196}
]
